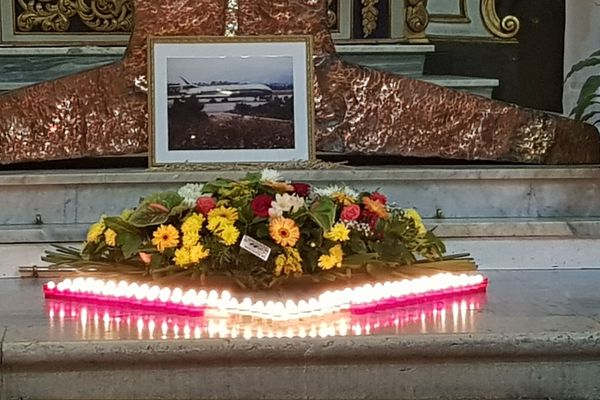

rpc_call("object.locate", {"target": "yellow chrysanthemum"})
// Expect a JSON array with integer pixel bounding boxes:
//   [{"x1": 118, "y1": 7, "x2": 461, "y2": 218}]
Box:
[
  {"x1": 329, "y1": 244, "x2": 344, "y2": 260},
  {"x1": 189, "y1": 243, "x2": 210, "y2": 263},
  {"x1": 207, "y1": 216, "x2": 229, "y2": 233},
  {"x1": 152, "y1": 224, "x2": 180, "y2": 252},
  {"x1": 173, "y1": 243, "x2": 210, "y2": 268},
  {"x1": 208, "y1": 206, "x2": 239, "y2": 224},
  {"x1": 181, "y1": 213, "x2": 205, "y2": 235},
  {"x1": 324, "y1": 222, "x2": 350, "y2": 242},
  {"x1": 86, "y1": 219, "x2": 106, "y2": 243},
  {"x1": 404, "y1": 208, "x2": 427, "y2": 235},
  {"x1": 104, "y1": 228, "x2": 117, "y2": 247},
  {"x1": 274, "y1": 248, "x2": 303, "y2": 277},
  {"x1": 219, "y1": 224, "x2": 240, "y2": 246},
  {"x1": 363, "y1": 196, "x2": 389, "y2": 219},
  {"x1": 181, "y1": 213, "x2": 205, "y2": 247},
  {"x1": 331, "y1": 192, "x2": 356, "y2": 206},
  {"x1": 318, "y1": 244, "x2": 344, "y2": 270},
  {"x1": 173, "y1": 246, "x2": 191, "y2": 267},
  {"x1": 269, "y1": 217, "x2": 300, "y2": 247},
  {"x1": 182, "y1": 233, "x2": 200, "y2": 248}
]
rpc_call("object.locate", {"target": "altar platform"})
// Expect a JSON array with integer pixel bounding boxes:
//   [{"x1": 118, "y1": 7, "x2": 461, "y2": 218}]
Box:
[
  {"x1": 1, "y1": 166, "x2": 599, "y2": 276},
  {"x1": 1, "y1": 270, "x2": 599, "y2": 399}
]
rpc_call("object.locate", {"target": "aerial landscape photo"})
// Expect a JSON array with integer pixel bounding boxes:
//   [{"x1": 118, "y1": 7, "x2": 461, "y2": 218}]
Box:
[{"x1": 166, "y1": 55, "x2": 295, "y2": 151}]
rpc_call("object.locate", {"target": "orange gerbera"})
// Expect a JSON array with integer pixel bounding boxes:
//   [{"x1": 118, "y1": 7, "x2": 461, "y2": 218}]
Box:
[
  {"x1": 362, "y1": 196, "x2": 389, "y2": 219},
  {"x1": 269, "y1": 217, "x2": 300, "y2": 247}
]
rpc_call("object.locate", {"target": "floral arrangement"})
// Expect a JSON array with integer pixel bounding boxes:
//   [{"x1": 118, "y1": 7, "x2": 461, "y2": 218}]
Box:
[{"x1": 45, "y1": 170, "x2": 474, "y2": 289}]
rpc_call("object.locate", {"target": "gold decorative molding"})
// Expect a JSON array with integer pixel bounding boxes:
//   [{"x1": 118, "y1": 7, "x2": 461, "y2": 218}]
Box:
[
  {"x1": 327, "y1": 0, "x2": 338, "y2": 31},
  {"x1": 361, "y1": 0, "x2": 379, "y2": 38},
  {"x1": 480, "y1": 0, "x2": 520, "y2": 39},
  {"x1": 15, "y1": 0, "x2": 133, "y2": 33},
  {"x1": 429, "y1": 0, "x2": 470, "y2": 24},
  {"x1": 405, "y1": 0, "x2": 429, "y2": 42}
]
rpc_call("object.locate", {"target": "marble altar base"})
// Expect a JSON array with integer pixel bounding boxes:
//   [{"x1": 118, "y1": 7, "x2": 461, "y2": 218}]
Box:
[{"x1": 0, "y1": 270, "x2": 599, "y2": 399}]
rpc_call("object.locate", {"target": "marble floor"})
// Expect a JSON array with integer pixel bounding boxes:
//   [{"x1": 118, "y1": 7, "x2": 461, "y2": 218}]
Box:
[
  {"x1": 1, "y1": 269, "x2": 599, "y2": 342},
  {"x1": 1, "y1": 270, "x2": 599, "y2": 400}
]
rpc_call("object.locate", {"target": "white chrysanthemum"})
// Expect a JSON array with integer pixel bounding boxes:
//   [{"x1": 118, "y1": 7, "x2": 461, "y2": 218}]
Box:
[
  {"x1": 178, "y1": 183, "x2": 204, "y2": 208},
  {"x1": 272, "y1": 193, "x2": 305, "y2": 214},
  {"x1": 260, "y1": 168, "x2": 283, "y2": 182},
  {"x1": 314, "y1": 185, "x2": 358, "y2": 199},
  {"x1": 313, "y1": 184, "x2": 340, "y2": 197}
]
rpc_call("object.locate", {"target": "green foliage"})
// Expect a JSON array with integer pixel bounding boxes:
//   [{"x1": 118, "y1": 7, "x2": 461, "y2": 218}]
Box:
[
  {"x1": 43, "y1": 171, "x2": 476, "y2": 289},
  {"x1": 308, "y1": 197, "x2": 337, "y2": 231},
  {"x1": 566, "y1": 50, "x2": 600, "y2": 127}
]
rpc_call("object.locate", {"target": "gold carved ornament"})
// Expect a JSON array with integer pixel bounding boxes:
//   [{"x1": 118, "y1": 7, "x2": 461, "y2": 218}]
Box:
[
  {"x1": 405, "y1": 0, "x2": 429, "y2": 33},
  {"x1": 16, "y1": 0, "x2": 132, "y2": 32},
  {"x1": 480, "y1": 0, "x2": 520, "y2": 39},
  {"x1": 361, "y1": 0, "x2": 379, "y2": 38},
  {"x1": 327, "y1": 0, "x2": 337, "y2": 30}
]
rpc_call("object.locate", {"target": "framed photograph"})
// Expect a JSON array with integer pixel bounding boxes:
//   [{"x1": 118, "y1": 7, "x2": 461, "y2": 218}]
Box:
[{"x1": 148, "y1": 35, "x2": 315, "y2": 167}]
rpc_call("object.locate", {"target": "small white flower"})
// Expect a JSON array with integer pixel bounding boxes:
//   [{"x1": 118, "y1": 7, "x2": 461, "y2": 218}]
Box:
[
  {"x1": 268, "y1": 204, "x2": 284, "y2": 219},
  {"x1": 178, "y1": 183, "x2": 204, "y2": 208},
  {"x1": 314, "y1": 185, "x2": 358, "y2": 200},
  {"x1": 260, "y1": 168, "x2": 283, "y2": 182},
  {"x1": 272, "y1": 193, "x2": 305, "y2": 214}
]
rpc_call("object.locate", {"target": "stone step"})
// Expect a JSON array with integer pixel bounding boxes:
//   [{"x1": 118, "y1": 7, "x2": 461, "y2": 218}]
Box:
[
  {"x1": 0, "y1": 167, "x2": 597, "y2": 227},
  {"x1": 0, "y1": 45, "x2": 497, "y2": 96},
  {"x1": 336, "y1": 44, "x2": 435, "y2": 77},
  {"x1": 1, "y1": 270, "x2": 599, "y2": 399}
]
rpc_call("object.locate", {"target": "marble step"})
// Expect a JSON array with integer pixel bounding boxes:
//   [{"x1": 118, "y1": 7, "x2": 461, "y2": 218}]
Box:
[
  {"x1": 336, "y1": 44, "x2": 435, "y2": 77},
  {"x1": 1, "y1": 270, "x2": 600, "y2": 399},
  {"x1": 0, "y1": 167, "x2": 598, "y2": 228},
  {"x1": 0, "y1": 45, "x2": 497, "y2": 96}
]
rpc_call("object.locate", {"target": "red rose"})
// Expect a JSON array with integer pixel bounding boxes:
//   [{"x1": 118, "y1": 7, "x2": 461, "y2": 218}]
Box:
[
  {"x1": 370, "y1": 192, "x2": 387, "y2": 205},
  {"x1": 291, "y1": 182, "x2": 311, "y2": 197},
  {"x1": 195, "y1": 196, "x2": 217, "y2": 215},
  {"x1": 251, "y1": 194, "x2": 273, "y2": 218},
  {"x1": 340, "y1": 204, "x2": 361, "y2": 222}
]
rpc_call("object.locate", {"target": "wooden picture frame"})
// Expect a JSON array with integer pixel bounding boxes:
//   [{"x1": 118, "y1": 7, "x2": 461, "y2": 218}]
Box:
[{"x1": 148, "y1": 35, "x2": 315, "y2": 167}]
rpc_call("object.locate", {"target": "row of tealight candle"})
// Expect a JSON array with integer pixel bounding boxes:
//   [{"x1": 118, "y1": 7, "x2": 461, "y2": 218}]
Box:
[{"x1": 43, "y1": 273, "x2": 488, "y2": 321}]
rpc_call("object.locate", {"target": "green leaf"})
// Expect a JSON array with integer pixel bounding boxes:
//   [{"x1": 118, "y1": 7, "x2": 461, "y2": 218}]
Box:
[
  {"x1": 565, "y1": 57, "x2": 600, "y2": 81},
  {"x1": 203, "y1": 178, "x2": 234, "y2": 193},
  {"x1": 348, "y1": 236, "x2": 368, "y2": 254},
  {"x1": 169, "y1": 203, "x2": 190, "y2": 218},
  {"x1": 581, "y1": 110, "x2": 600, "y2": 123},
  {"x1": 308, "y1": 197, "x2": 337, "y2": 231},
  {"x1": 255, "y1": 223, "x2": 270, "y2": 239},
  {"x1": 570, "y1": 76, "x2": 600, "y2": 120},
  {"x1": 385, "y1": 218, "x2": 409, "y2": 237},
  {"x1": 243, "y1": 172, "x2": 261, "y2": 183},
  {"x1": 104, "y1": 216, "x2": 139, "y2": 235},
  {"x1": 117, "y1": 231, "x2": 143, "y2": 259},
  {"x1": 128, "y1": 204, "x2": 170, "y2": 227},
  {"x1": 144, "y1": 191, "x2": 183, "y2": 209}
]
